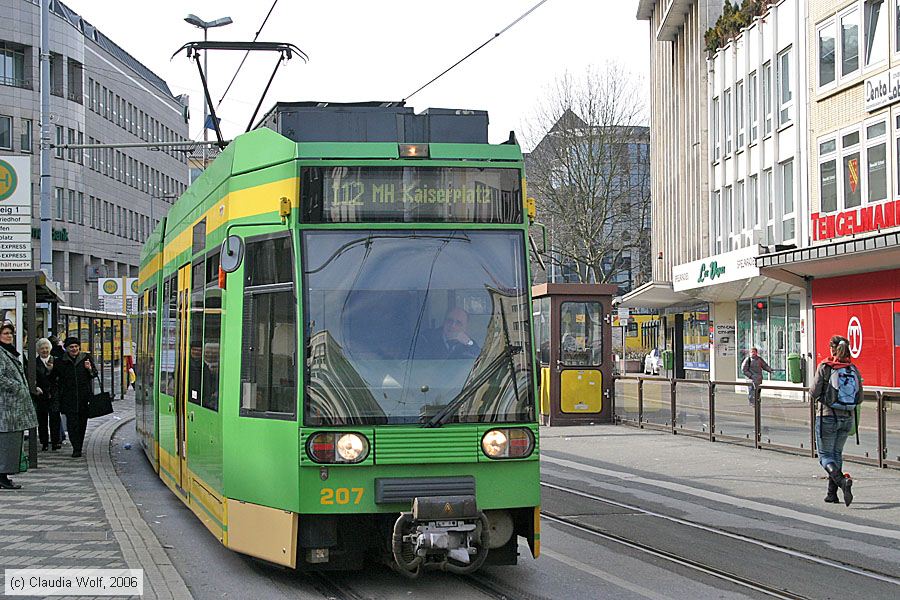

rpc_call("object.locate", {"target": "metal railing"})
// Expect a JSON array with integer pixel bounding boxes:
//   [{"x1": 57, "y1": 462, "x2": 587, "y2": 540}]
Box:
[
  {"x1": 614, "y1": 374, "x2": 899, "y2": 470},
  {"x1": 0, "y1": 76, "x2": 32, "y2": 89}
]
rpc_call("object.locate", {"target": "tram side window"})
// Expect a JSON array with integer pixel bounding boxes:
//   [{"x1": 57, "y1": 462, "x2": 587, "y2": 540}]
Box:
[
  {"x1": 240, "y1": 235, "x2": 296, "y2": 419},
  {"x1": 147, "y1": 286, "x2": 157, "y2": 404},
  {"x1": 202, "y1": 252, "x2": 221, "y2": 411},
  {"x1": 161, "y1": 276, "x2": 177, "y2": 395},
  {"x1": 187, "y1": 261, "x2": 204, "y2": 406}
]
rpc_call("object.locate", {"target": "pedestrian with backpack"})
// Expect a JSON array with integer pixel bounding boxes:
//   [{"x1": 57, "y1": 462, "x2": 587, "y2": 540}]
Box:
[{"x1": 809, "y1": 335, "x2": 862, "y2": 507}]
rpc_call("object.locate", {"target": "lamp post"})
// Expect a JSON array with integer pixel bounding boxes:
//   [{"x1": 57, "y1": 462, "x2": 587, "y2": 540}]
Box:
[
  {"x1": 149, "y1": 194, "x2": 178, "y2": 234},
  {"x1": 184, "y1": 13, "x2": 233, "y2": 169}
]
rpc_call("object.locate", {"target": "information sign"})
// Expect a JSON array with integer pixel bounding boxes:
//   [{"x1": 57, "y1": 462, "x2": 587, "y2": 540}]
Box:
[{"x1": 0, "y1": 156, "x2": 32, "y2": 270}]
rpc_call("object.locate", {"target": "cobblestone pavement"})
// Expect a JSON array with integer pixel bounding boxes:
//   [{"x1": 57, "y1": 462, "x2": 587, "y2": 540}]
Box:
[{"x1": 0, "y1": 396, "x2": 192, "y2": 600}]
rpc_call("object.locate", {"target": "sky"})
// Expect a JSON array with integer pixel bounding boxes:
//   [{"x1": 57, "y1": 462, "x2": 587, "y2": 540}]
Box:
[{"x1": 63, "y1": 0, "x2": 650, "y2": 149}]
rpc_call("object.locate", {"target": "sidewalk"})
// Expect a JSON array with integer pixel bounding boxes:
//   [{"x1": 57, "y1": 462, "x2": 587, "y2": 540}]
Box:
[
  {"x1": 541, "y1": 423, "x2": 900, "y2": 529},
  {"x1": 0, "y1": 394, "x2": 192, "y2": 600}
]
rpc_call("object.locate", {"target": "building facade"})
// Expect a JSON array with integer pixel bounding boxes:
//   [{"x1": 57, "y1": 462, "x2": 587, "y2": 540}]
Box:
[
  {"x1": 629, "y1": 0, "x2": 724, "y2": 379},
  {"x1": 0, "y1": 0, "x2": 189, "y2": 308},
  {"x1": 759, "y1": 0, "x2": 900, "y2": 388}
]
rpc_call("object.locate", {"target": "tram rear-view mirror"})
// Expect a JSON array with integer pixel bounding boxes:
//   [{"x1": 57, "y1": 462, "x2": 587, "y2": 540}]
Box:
[{"x1": 220, "y1": 235, "x2": 244, "y2": 273}]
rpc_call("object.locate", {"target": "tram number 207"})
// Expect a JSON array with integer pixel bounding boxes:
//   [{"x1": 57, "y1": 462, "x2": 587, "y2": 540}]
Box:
[{"x1": 320, "y1": 487, "x2": 365, "y2": 505}]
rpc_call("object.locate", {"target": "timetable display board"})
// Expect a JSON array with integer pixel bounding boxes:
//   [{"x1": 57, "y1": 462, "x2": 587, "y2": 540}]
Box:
[
  {"x1": 0, "y1": 156, "x2": 33, "y2": 270},
  {"x1": 301, "y1": 167, "x2": 522, "y2": 224}
]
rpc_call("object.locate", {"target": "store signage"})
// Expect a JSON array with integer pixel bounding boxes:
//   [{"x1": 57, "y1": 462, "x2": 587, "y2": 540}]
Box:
[
  {"x1": 0, "y1": 156, "x2": 32, "y2": 270},
  {"x1": 672, "y1": 245, "x2": 760, "y2": 292},
  {"x1": 864, "y1": 66, "x2": 900, "y2": 112},
  {"x1": 847, "y1": 316, "x2": 862, "y2": 359},
  {"x1": 810, "y1": 199, "x2": 900, "y2": 241}
]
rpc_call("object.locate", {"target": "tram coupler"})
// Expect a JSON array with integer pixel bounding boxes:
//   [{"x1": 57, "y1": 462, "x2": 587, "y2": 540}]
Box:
[{"x1": 391, "y1": 495, "x2": 490, "y2": 577}]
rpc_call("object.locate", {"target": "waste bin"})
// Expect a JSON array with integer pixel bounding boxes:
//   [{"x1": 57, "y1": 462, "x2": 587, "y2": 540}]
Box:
[
  {"x1": 787, "y1": 353, "x2": 802, "y2": 384},
  {"x1": 661, "y1": 349, "x2": 674, "y2": 371}
]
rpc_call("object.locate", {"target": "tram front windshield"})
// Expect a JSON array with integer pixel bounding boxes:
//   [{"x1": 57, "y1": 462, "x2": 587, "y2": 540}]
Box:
[{"x1": 302, "y1": 230, "x2": 534, "y2": 426}]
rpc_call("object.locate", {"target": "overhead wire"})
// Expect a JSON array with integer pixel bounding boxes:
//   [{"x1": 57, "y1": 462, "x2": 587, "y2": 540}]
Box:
[
  {"x1": 216, "y1": 0, "x2": 280, "y2": 108},
  {"x1": 401, "y1": 0, "x2": 552, "y2": 103}
]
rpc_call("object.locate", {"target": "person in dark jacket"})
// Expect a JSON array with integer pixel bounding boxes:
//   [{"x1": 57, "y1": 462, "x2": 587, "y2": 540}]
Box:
[
  {"x1": 809, "y1": 335, "x2": 860, "y2": 506},
  {"x1": 52, "y1": 337, "x2": 98, "y2": 458},
  {"x1": 741, "y1": 347, "x2": 774, "y2": 405},
  {"x1": 34, "y1": 338, "x2": 61, "y2": 451}
]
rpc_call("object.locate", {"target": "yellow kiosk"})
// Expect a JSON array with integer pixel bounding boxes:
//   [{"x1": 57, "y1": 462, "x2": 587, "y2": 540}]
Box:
[{"x1": 532, "y1": 283, "x2": 616, "y2": 426}]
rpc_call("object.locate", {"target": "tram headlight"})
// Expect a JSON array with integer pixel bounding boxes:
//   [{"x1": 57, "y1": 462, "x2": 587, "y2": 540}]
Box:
[
  {"x1": 336, "y1": 433, "x2": 367, "y2": 462},
  {"x1": 481, "y1": 428, "x2": 535, "y2": 459},
  {"x1": 307, "y1": 432, "x2": 370, "y2": 464}
]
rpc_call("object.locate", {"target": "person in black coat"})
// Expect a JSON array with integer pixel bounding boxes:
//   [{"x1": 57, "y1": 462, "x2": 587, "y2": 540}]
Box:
[
  {"x1": 34, "y1": 338, "x2": 61, "y2": 451},
  {"x1": 52, "y1": 337, "x2": 98, "y2": 458}
]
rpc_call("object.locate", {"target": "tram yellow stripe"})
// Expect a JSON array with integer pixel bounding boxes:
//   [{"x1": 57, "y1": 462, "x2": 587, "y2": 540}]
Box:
[{"x1": 139, "y1": 177, "x2": 298, "y2": 285}]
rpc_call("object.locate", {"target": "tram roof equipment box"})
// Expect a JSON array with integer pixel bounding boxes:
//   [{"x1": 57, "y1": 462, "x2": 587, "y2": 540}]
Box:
[{"x1": 257, "y1": 101, "x2": 489, "y2": 144}]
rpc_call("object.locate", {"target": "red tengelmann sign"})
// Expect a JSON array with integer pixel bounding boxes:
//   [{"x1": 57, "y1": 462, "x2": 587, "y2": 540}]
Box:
[{"x1": 810, "y1": 199, "x2": 900, "y2": 241}]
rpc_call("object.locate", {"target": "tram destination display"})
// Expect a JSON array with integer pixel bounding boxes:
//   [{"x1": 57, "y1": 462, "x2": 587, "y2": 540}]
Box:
[{"x1": 301, "y1": 166, "x2": 522, "y2": 223}]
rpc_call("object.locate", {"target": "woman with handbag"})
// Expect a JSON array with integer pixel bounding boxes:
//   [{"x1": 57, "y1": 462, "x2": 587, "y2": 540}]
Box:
[
  {"x1": 52, "y1": 337, "x2": 98, "y2": 458},
  {"x1": 35, "y1": 338, "x2": 62, "y2": 451},
  {"x1": 0, "y1": 323, "x2": 38, "y2": 489}
]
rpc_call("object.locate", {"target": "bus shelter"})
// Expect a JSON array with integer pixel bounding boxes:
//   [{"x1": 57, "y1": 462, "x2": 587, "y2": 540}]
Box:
[
  {"x1": 532, "y1": 283, "x2": 617, "y2": 426},
  {"x1": 57, "y1": 306, "x2": 129, "y2": 401},
  {"x1": 0, "y1": 271, "x2": 65, "y2": 468}
]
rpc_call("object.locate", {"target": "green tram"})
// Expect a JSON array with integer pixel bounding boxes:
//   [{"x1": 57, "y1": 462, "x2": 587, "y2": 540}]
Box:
[{"x1": 134, "y1": 103, "x2": 540, "y2": 575}]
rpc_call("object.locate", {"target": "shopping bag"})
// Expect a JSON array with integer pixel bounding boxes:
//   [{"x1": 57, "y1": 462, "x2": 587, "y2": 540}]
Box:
[
  {"x1": 88, "y1": 375, "x2": 114, "y2": 419},
  {"x1": 18, "y1": 447, "x2": 28, "y2": 473}
]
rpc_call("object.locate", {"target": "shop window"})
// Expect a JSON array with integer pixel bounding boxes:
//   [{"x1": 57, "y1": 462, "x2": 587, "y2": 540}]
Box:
[
  {"x1": 788, "y1": 294, "x2": 801, "y2": 358},
  {"x1": 777, "y1": 47, "x2": 793, "y2": 127},
  {"x1": 819, "y1": 138, "x2": 838, "y2": 213},
  {"x1": 737, "y1": 301, "x2": 752, "y2": 379},
  {"x1": 769, "y1": 296, "x2": 787, "y2": 381},
  {"x1": 748, "y1": 71, "x2": 758, "y2": 142},
  {"x1": 752, "y1": 298, "x2": 768, "y2": 371},
  {"x1": 842, "y1": 130, "x2": 862, "y2": 210},
  {"x1": 864, "y1": 0, "x2": 887, "y2": 67}
]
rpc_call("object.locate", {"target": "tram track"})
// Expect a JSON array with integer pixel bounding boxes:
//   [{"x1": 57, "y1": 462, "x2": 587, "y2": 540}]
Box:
[{"x1": 541, "y1": 481, "x2": 900, "y2": 598}]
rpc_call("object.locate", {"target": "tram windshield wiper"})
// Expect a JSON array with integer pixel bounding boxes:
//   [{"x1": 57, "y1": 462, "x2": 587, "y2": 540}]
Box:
[{"x1": 422, "y1": 345, "x2": 521, "y2": 428}]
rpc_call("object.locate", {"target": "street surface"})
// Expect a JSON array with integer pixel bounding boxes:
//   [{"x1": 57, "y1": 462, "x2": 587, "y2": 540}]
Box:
[{"x1": 111, "y1": 422, "x2": 900, "y2": 599}]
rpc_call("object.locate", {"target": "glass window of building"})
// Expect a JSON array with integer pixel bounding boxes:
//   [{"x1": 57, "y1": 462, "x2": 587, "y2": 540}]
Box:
[
  {"x1": 762, "y1": 61, "x2": 773, "y2": 135},
  {"x1": 866, "y1": 119, "x2": 888, "y2": 204},
  {"x1": 735, "y1": 180, "x2": 744, "y2": 243},
  {"x1": 737, "y1": 295, "x2": 801, "y2": 381},
  {"x1": 20, "y1": 119, "x2": 32, "y2": 153},
  {"x1": 736, "y1": 80, "x2": 745, "y2": 148},
  {"x1": 67, "y1": 190, "x2": 75, "y2": 224},
  {"x1": 749, "y1": 174, "x2": 759, "y2": 229},
  {"x1": 777, "y1": 47, "x2": 792, "y2": 126},
  {"x1": 54, "y1": 126, "x2": 63, "y2": 158},
  {"x1": 864, "y1": 0, "x2": 887, "y2": 67},
  {"x1": 0, "y1": 43, "x2": 25, "y2": 88},
  {"x1": 724, "y1": 88, "x2": 732, "y2": 154},
  {"x1": 748, "y1": 71, "x2": 758, "y2": 141},
  {"x1": 764, "y1": 168, "x2": 774, "y2": 244},
  {"x1": 841, "y1": 9, "x2": 860, "y2": 76},
  {"x1": 780, "y1": 159, "x2": 795, "y2": 242},
  {"x1": 0, "y1": 115, "x2": 10, "y2": 149},
  {"x1": 712, "y1": 96, "x2": 720, "y2": 161},
  {"x1": 819, "y1": 22, "x2": 836, "y2": 87},
  {"x1": 723, "y1": 186, "x2": 733, "y2": 245},
  {"x1": 54, "y1": 187, "x2": 63, "y2": 220},
  {"x1": 712, "y1": 190, "x2": 721, "y2": 253},
  {"x1": 819, "y1": 138, "x2": 838, "y2": 213},
  {"x1": 842, "y1": 129, "x2": 862, "y2": 210}
]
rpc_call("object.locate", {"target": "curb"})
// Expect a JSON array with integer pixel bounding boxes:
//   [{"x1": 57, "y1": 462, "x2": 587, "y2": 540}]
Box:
[{"x1": 86, "y1": 413, "x2": 193, "y2": 600}]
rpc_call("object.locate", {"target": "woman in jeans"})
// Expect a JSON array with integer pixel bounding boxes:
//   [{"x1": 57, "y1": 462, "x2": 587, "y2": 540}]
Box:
[{"x1": 810, "y1": 335, "x2": 859, "y2": 506}]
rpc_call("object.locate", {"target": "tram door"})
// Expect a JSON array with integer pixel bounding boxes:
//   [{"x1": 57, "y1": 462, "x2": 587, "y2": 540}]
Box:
[{"x1": 174, "y1": 264, "x2": 191, "y2": 490}]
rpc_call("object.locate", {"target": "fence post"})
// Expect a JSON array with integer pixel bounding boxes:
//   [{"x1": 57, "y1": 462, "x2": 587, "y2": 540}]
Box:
[
  {"x1": 670, "y1": 378, "x2": 677, "y2": 434},
  {"x1": 638, "y1": 378, "x2": 644, "y2": 427},
  {"x1": 754, "y1": 385, "x2": 761, "y2": 449},
  {"x1": 708, "y1": 380, "x2": 715, "y2": 442},
  {"x1": 877, "y1": 391, "x2": 885, "y2": 469},
  {"x1": 809, "y1": 386, "x2": 817, "y2": 458}
]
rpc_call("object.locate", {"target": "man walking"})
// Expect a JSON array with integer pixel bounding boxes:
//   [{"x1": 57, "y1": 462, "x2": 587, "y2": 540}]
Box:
[
  {"x1": 53, "y1": 337, "x2": 98, "y2": 458},
  {"x1": 741, "y1": 347, "x2": 774, "y2": 405}
]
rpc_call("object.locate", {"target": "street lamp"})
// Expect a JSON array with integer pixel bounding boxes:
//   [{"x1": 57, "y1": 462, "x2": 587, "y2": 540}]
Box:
[
  {"x1": 184, "y1": 13, "x2": 233, "y2": 169},
  {"x1": 149, "y1": 193, "x2": 178, "y2": 233}
]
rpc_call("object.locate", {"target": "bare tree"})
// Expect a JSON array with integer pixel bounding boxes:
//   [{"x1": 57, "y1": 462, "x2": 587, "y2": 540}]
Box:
[{"x1": 524, "y1": 64, "x2": 651, "y2": 289}]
